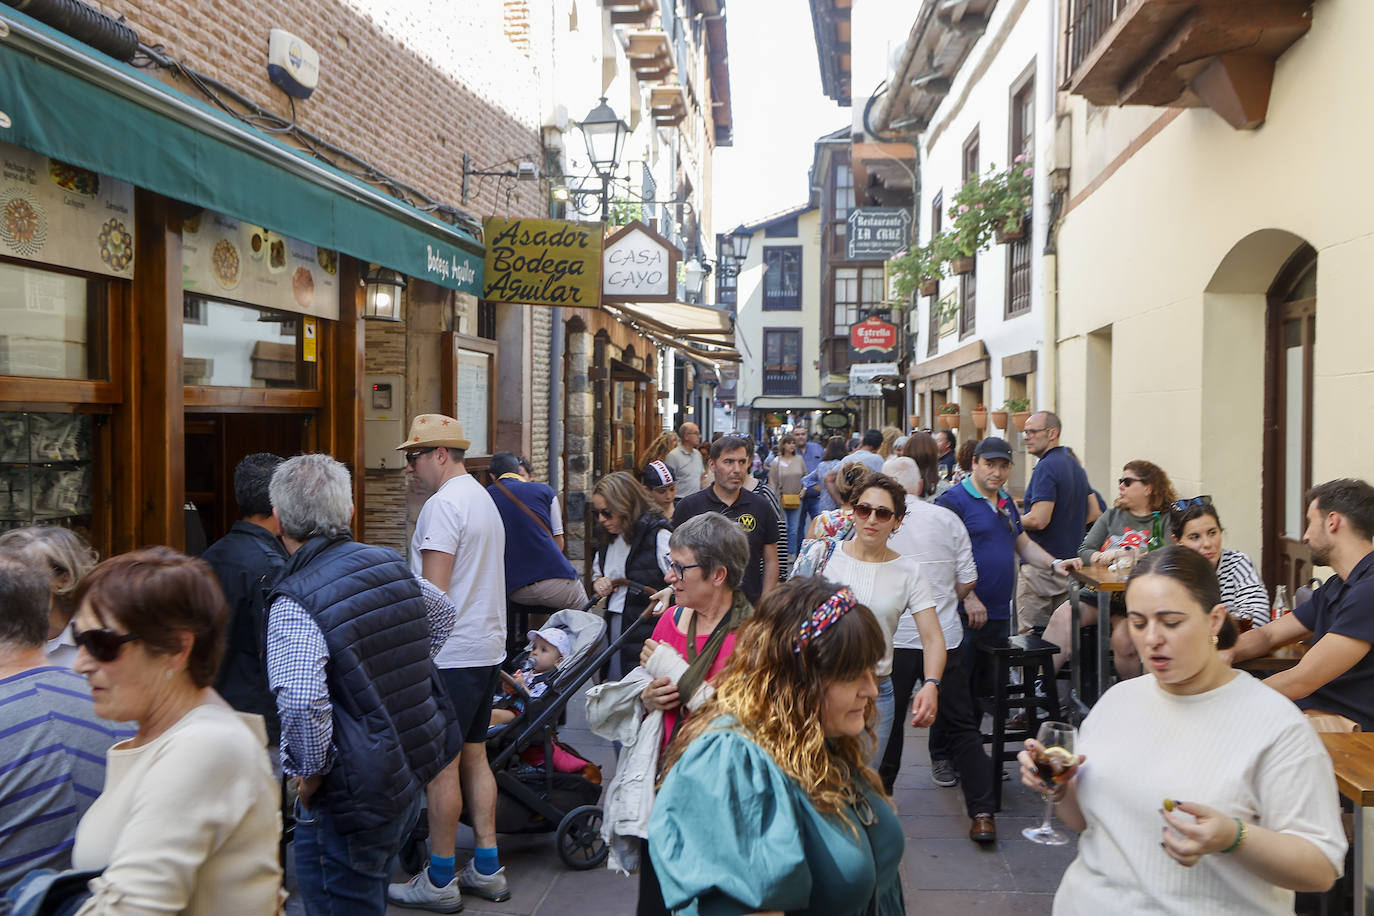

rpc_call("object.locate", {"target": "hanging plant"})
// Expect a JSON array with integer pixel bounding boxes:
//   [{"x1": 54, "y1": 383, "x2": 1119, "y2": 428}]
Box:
[{"x1": 887, "y1": 240, "x2": 945, "y2": 302}]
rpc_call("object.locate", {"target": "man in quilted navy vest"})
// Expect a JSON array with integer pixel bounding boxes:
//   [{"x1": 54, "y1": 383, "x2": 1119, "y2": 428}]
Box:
[{"x1": 265, "y1": 454, "x2": 460, "y2": 915}]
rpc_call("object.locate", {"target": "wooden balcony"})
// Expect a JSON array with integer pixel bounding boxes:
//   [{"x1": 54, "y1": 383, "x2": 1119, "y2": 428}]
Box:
[
  {"x1": 1064, "y1": 0, "x2": 1313, "y2": 130},
  {"x1": 851, "y1": 140, "x2": 916, "y2": 208},
  {"x1": 625, "y1": 29, "x2": 675, "y2": 84},
  {"x1": 603, "y1": 0, "x2": 655, "y2": 27},
  {"x1": 650, "y1": 85, "x2": 688, "y2": 127}
]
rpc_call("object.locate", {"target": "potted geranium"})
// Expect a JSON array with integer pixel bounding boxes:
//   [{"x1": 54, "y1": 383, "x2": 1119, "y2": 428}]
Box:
[
  {"x1": 971, "y1": 403, "x2": 988, "y2": 431},
  {"x1": 947, "y1": 178, "x2": 997, "y2": 275},
  {"x1": 993, "y1": 155, "x2": 1033, "y2": 243},
  {"x1": 936, "y1": 401, "x2": 960, "y2": 430},
  {"x1": 1004, "y1": 396, "x2": 1032, "y2": 432},
  {"x1": 887, "y1": 240, "x2": 944, "y2": 301}
]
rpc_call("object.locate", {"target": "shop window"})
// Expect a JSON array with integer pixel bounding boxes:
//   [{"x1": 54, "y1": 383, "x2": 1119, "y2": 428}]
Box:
[
  {"x1": 0, "y1": 411, "x2": 94, "y2": 533},
  {"x1": 763, "y1": 247, "x2": 802, "y2": 310},
  {"x1": 0, "y1": 261, "x2": 108, "y2": 380},
  {"x1": 182, "y1": 295, "x2": 318, "y2": 388},
  {"x1": 763, "y1": 328, "x2": 802, "y2": 396}
]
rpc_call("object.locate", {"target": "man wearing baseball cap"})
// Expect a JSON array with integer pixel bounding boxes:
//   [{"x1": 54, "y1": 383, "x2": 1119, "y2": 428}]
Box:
[
  {"x1": 933, "y1": 438, "x2": 1080, "y2": 745},
  {"x1": 389, "y1": 415, "x2": 511, "y2": 910}
]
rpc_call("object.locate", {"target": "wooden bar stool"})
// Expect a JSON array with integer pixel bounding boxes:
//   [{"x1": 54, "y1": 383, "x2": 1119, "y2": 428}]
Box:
[{"x1": 979, "y1": 633, "x2": 1063, "y2": 810}]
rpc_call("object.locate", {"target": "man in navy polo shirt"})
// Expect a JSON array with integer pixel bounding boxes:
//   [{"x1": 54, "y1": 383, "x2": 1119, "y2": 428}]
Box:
[
  {"x1": 935, "y1": 437, "x2": 1080, "y2": 718},
  {"x1": 1016, "y1": 411, "x2": 1091, "y2": 633},
  {"x1": 1230, "y1": 477, "x2": 1374, "y2": 729}
]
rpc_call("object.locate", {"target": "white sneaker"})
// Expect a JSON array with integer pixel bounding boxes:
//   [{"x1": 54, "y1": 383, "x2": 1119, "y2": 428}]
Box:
[
  {"x1": 458, "y1": 859, "x2": 511, "y2": 902},
  {"x1": 386, "y1": 869, "x2": 463, "y2": 913}
]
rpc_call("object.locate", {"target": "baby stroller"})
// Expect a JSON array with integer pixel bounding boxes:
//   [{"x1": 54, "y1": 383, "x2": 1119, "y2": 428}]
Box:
[{"x1": 404, "y1": 585, "x2": 662, "y2": 871}]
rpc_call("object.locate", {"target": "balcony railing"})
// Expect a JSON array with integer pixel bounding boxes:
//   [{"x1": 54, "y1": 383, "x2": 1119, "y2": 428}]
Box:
[
  {"x1": 763, "y1": 368, "x2": 801, "y2": 397},
  {"x1": 1065, "y1": 0, "x2": 1126, "y2": 78}
]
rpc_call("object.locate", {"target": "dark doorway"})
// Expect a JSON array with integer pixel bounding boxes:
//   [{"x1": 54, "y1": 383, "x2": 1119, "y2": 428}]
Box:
[
  {"x1": 184, "y1": 413, "x2": 311, "y2": 551},
  {"x1": 1262, "y1": 246, "x2": 1316, "y2": 594}
]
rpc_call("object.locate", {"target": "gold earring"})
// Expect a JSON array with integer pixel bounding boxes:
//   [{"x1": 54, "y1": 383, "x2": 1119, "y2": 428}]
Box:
[{"x1": 1210, "y1": 634, "x2": 1219, "y2": 647}]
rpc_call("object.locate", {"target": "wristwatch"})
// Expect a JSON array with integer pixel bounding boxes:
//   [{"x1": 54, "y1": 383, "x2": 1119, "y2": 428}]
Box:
[
  {"x1": 924, "y1": 678, "x2": 941, "y2": 693},
  {"x1": 1048, "y1": 558, "x2": 1062, "y2": 572}
]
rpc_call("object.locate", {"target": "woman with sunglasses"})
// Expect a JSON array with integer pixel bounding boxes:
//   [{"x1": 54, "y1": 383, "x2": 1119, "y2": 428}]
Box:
[
  {"x1": 1024, "y1": 547, "x2": 1343, "y2": 914},
  {"x1": 648, "y1": 576, "x2": 903, "y2": 915},
  {"x1": 805, "y1": 462, "x2": 872, "y2": 542},
  {"x1": 67, "y1": 547, "x2": 282, "y2": 914},
  {"x1": 591, "y1": 472, "x2": 674, "y2": 680},
  {"x1": 1172, "y1": 499, "x2": 1271, "y2": 629},
  {"x1": 793, "y1": 473, "x2": 945, "y2": 765},
  {"x1": 1042, "y1": 460, "x2": 1179, "y2": 678}
]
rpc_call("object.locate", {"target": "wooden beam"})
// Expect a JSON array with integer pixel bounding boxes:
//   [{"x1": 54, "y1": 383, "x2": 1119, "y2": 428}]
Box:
[
  {"x1": 321, "y1": 256, "x2": 366, "y2": 537},
  {"x1": 130, "y1": 189, "x2": 184, "y2": 549},
  {"x1": 1189, "y1": 52, "x2": 1275, "y2": 130}
]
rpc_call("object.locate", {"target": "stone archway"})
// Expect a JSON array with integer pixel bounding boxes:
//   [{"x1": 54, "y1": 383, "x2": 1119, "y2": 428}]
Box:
[{"x1": 1202, "y1": 228, "x2": 1313, "y2": 580}]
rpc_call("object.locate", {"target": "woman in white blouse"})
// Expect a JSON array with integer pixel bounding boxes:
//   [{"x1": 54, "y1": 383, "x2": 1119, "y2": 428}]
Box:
[
  {"x1": 1020, "y1": 546, "x2": 1344, "y2": 915},
  {"x1": 793, "y1": 473, "x2": 946, "y2": 765}
]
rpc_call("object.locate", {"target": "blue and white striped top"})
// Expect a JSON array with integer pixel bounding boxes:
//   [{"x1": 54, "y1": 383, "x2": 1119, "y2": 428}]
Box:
[{"x1": 0, "y1": 666, "x2": 131, "y2": 890}]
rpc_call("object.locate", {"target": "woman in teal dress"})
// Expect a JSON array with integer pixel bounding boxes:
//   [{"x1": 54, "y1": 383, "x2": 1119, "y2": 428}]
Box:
[{"x1": 648, "y1": 576, "x2": 904, "y2": 915}]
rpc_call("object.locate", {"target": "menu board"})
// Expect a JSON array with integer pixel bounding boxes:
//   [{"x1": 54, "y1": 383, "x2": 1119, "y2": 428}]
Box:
[
  {"x1": 183, "y1": 209, "x2": 339, "y2": 320},
  {"x1": 0, "y1": 139, "x2": 135, "y2": 278},
  {"x1": 454, "y1": 348, "x2": 490, "y2": 456}
]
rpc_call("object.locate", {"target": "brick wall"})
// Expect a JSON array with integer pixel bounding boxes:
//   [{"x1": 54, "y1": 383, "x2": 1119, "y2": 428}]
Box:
[{"x1": 99, "y1": 0, "x2": 547, "y2": 220}]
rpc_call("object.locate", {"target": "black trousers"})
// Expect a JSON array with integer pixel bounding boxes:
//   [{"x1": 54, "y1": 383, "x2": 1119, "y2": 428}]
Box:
[
  {"x1": 885, "y1": 643, "x2": 997, "y2": 816},
  {"x1": 637, "y1": 841, "x2": 670, "y2": 916}
]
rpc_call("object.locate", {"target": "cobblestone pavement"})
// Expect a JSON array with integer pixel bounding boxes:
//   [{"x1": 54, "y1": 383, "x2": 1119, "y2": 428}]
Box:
[{"x1": 286, "y1": 692, "x2": 1078, "y2": 915}]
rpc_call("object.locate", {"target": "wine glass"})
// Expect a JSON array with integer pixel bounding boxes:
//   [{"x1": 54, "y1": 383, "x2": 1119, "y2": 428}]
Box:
[{"x1": 1023, "y1": 721, "x2": 1078, "y2": 846}]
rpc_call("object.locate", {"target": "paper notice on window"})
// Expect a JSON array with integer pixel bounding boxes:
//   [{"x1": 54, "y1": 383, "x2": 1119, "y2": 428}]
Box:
[{"x1": 302, "y1": 318, "x2": 317, "y2": 362}]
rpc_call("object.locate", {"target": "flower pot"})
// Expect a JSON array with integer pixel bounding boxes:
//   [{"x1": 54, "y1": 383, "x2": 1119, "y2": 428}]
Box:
[
  {"x1": 951, "y1": 256, "x2": 975, "y2": 275},
  {"x1": 972, "y1": 410, "x2": 988, "y2": 431},
  {"x1": 995, "y1": 218, "x2": 1026, "y2": 244},
  {"x1": 991, "y1": 410, "x2": 1008, "y2": 430},
  {"x1": 938, "y1": 413, "x2": 960, "y2": 430},
  {"x1": 908, "y1": 414, "x2": 920, "y2": 430},
  {"x1": 1011, "y1": 411, "x2": 1031, "y2": 432},
  {"x1": 919, "y1": 278, "x2": 939, "y2": 297}
]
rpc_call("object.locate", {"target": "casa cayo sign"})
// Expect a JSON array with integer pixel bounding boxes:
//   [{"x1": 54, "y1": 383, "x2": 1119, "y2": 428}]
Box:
[
  {"x1": 601, "y1": 220, "x2": 681, "y2": 303},
  {"x1": 849, "y1": 315, "x2": 898, "y2": 361}
]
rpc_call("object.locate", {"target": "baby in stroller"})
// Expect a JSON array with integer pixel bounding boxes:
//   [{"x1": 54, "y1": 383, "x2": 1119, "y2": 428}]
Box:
[{"x1": 491, "y1": 627, "x2": 570, "y2": 726}]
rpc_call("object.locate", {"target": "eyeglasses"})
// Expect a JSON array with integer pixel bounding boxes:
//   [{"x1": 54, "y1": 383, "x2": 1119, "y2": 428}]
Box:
[
  {"x1": 663, "y1": 553, "x2": 703, "y2": 578},
  {"x1": 1021, "y1": 426, "x2": 1047, "y2": 436},
  {"x1": 404, "y1": 447, "x2": 437, "y2": 466},
  {"x1": 594, "y1": 507, "x2": 617, "y2": 520},
  {"x1": 71, "y1": 622, "x2": 140, "y2": 663},
  {"x1": 1118, "y1": 477, "x2": 1144, "y2": 487},
  {"x1": 1170, "y1": 494, "x2": 1213, "y2": 513},
  {"x1": 852, "y1": 502, "x2": 897, "y2": 523}
]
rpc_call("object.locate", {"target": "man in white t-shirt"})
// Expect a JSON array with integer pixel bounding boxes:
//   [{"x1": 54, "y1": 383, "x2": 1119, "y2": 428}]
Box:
[
  {"x1": 664, "y1": 422, "x2": 706, "y2": 500},
  {"x1": 388, "y1": 415, "x2": 511, "y2": 910}
]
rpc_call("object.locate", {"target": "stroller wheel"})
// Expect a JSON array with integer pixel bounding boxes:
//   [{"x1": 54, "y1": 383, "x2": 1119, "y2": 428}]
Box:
[{"x1": 555, "y1": 805, "x2": 608, "y2": 871}]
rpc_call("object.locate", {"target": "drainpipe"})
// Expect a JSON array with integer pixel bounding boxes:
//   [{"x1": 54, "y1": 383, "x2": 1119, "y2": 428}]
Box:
[{"x1": 548, "y1": 307, "x2": 563, "y2": 491}]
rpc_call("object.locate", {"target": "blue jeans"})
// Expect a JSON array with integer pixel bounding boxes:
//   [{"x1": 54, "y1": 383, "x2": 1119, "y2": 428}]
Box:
[
  {"x1": 871, "y1": 675, "x2": 895, "y2": 767},
  {"x1": 292, "y1": 790, "x2": 423, "y2": 915},
  {"x1": 782, "y1": 505, "x2": 804, "y2": 556}
]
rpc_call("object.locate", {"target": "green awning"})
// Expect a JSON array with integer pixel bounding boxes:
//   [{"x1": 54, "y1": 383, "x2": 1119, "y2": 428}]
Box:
[{"x1": 0, "y1": 7, "x2": 483, "y2": 294}]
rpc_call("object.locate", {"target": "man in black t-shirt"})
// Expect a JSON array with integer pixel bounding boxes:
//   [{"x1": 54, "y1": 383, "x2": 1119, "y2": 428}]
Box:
[
  {"x1": 1230, "y1": 478, "x2": 1374, "y2": 728},
  {"x1": 673, "y1": 436, "x2": 779, "y2": 604}
]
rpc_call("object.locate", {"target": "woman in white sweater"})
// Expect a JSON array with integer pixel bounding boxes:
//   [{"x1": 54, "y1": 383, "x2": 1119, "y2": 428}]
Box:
[
  {"x1": 1020, "y1": 546, "x2": 1344, "y2": 915},
  {"x1": 68, "y1": 548, "x2": 281, "y2": 915},
  {"x1": 792, "y1": 473, "x2": 946, "y2": 766}
]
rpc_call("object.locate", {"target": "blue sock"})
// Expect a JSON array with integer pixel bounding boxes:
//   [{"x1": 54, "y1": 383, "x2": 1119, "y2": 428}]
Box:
[
  {"x1": 428, "y1": 854, "x2": 455, "y2": 887},
  {"x1": 473, "y1": 846, "x2": 501, "y2": 875}
]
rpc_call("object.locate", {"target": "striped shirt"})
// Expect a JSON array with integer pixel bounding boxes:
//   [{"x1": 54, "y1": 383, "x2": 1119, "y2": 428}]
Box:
[
  {"x1": 0, "y1": 666, "x2": 131, "y2": 891},
  {"x1": 266, "y1": 577, "x2": 456, "y2": 779},
  {"x1": 1217, "y1": 549, "x2": 1271, "y2": 627}
]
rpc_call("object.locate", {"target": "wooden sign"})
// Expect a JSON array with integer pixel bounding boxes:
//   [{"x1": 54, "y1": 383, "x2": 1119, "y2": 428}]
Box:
[
  {"x1": 601, "y1": 220, "x2": 681, "y2": 303},
  {"x1": 482, "y1": 218, "x2": 602, "y2": 307}
]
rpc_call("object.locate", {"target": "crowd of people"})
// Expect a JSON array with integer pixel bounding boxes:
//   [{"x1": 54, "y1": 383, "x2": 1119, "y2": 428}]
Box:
[{"x1": 0, "y1": 409, "x2": 1369, "y2": 915}]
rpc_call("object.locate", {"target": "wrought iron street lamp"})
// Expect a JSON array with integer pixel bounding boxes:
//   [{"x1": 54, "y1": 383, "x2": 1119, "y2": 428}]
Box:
[
  {"x1": 729, "y1": 223, "x2": 752, "y2": 261},
  {"x1": 578, "y1": 97, "x2": 630, "y2": 216}
]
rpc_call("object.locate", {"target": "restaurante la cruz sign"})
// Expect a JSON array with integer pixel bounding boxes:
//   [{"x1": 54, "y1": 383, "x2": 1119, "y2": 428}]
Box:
[
  {"x1": 482, "y1": 217, "x2": 602, "y2": 306},
  {"x1": 845, "y1": 208, "x2": 912, "y2": 261}
]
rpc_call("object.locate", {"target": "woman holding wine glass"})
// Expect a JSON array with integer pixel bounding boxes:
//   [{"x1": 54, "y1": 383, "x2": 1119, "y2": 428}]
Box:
[{"x1": 1019, "y1": 546, "x2": 1345, "y2": 914}]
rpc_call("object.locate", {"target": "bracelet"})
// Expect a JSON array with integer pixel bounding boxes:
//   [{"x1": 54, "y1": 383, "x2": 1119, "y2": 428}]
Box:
[
  {"x1": 1220, "y1": 817, "x2": 1246, "y2": 853},
  {"x1": 923, "y1": 678, "x2": 941, "y2": 693}
]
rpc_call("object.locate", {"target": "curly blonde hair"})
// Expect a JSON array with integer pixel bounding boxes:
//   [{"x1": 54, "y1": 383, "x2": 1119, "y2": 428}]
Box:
[
  {"x1": 637, "y1": 431, "x2": 679, "y2": 468},
  {"x1": 660, "y1": 576, "x2": 888, "y2": 830},
  {"x1": 877, "y1": 425, "x2": 902, "y2": 459}
]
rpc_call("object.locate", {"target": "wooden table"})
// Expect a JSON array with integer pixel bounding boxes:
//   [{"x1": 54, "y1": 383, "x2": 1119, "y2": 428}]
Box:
[
  {"x1": 1322, "y1": 732, "x2": 1374, "y2": 915},
  {"x1": 1066, "y1": 565, "x2": 1127, "y2": 721},
  {"x1": 1236, "y1": 642, "x2": 1308, "y2": 676}
]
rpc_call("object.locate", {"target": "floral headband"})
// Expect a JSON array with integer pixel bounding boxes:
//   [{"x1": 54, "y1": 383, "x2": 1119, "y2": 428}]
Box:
[{"x1": 794, "y1": 587, "x2": 857, "y2": 654}]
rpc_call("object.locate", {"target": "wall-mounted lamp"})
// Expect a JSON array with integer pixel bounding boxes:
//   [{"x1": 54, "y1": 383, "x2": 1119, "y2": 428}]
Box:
[
  {"x1": 461, "y1": 153, "x2": 540, "y2": 205},
  {"x1": 361, "y1": 266, "x2": 406, "y2": 322}
]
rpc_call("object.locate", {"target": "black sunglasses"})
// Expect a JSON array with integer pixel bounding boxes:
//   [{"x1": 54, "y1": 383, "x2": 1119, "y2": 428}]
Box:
[
  {"x1": 71, "y1": 622, "x2": 140, "y2": 662},
  {"x1": 1118, "y1": 477, "x2": 1144, "y2": 487},
  {"x1": 1170, "y1": 494, "x2": 1213, "y2": 513},
  {"x1": 852, "y1": 502, "x2": 896, "y2": 523},
  {"x1": 595, "y1": 507, "x2": 616, "y2": 520},
  {"x1": 404, "y1": 447, "x2": 437, "y2": 466}
]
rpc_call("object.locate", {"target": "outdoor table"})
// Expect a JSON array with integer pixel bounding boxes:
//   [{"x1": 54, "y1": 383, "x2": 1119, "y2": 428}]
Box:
[
  {"x1": 1321, "y1": 732, "x2": 1374, "y2": 915},
  {"x1": 1236, "y1": 642, "x2": 1308, "y2": 677},
  {"x1": 1066, "y1": 565, "x2": 1127, "y2": 720}
]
